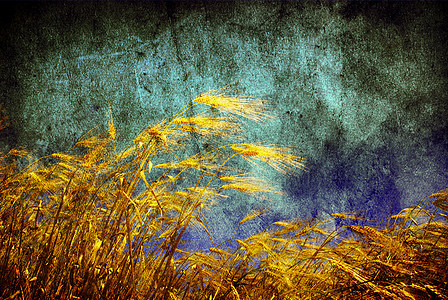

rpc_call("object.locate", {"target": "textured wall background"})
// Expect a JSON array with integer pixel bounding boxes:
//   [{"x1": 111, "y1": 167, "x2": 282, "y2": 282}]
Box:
[{"x1": 1, "y1": 1, "x2": 448, "y2": 248}]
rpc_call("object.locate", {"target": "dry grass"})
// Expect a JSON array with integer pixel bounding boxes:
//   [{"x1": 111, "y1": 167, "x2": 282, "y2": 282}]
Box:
[{"x1": 0, "y1": 87, "x2": 447, "y2": 299}]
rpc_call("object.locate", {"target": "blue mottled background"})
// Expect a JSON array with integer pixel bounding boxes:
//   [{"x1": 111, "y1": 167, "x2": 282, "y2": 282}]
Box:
[{"x1": 1, "y1": 1, "x2": 447, "y2": 248}]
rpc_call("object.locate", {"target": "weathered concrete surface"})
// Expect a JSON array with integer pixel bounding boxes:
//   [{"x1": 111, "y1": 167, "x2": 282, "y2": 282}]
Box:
[{"x1": 1, "y1": 2, "x2": 448, "y2": 246}]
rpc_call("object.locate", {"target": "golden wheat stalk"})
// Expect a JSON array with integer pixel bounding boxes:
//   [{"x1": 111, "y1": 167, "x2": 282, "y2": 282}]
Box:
[
  {"x1": 193, "y1": 85, "x2": 274, "y2": 122},
  {"x1": 219, "y1": 173, "x2": 283, "y2": 196},
  {"x1": 230, "y1": 143, "x2": 306, "y2": 175}
]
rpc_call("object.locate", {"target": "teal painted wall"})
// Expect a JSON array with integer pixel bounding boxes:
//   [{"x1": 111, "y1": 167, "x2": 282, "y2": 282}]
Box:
[{"x1": 1, "y1": 1, "x2": 447, "y2": 248}]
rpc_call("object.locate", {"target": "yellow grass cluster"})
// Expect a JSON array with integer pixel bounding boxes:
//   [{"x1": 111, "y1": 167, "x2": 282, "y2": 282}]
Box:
[{"x1": 0, "y1": 87, "x2": 447, "y2": 299}]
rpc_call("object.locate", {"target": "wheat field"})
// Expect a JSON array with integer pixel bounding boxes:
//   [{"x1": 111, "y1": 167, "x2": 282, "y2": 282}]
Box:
[{"x1": 1, "y1": 85, "x2": 447, "y2": 299}]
